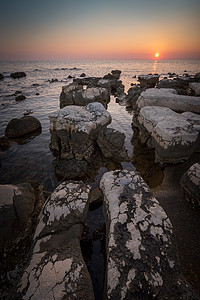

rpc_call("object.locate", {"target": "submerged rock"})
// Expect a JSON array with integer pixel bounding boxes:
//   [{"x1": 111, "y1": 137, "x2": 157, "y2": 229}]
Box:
[
  {"x1": 5, "y1": 116, "x2": 42, "y2": 138},
  {"x1": 97, "y1": 127, "x2": 129, "y2": 162},
  {"x1": 17, "y1": 181, "x2": 94, "y2": 300},
  {"x1": 10, "y1": 72, "x2": 26, "y2": 79},
  {"x1": 180, "y1": 162, "x2": 200, "y2": 206},
  {"x1": 0, "y1": 136, "x2": 11, "y2": 150},
  {"x1": 137, "y1": 88, "x2": 200, "y2": 113},
  {"x1": 133, "y1": 106, "x2": 200, "y2": 164},
  {"x1": 100, "y1": 170, "x2": 197, "y2": 299},
  {"x1": 138, "y1": 74, "x2": 159, "y2": 88},
  {"x1": 0, "y1": 73, "x2": 4, "y2": 80}
]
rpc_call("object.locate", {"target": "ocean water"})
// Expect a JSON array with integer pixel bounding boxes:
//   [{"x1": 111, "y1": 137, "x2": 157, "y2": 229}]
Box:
[{"x1": 0, "y1": 60, "x2": 200, "y2": 299}]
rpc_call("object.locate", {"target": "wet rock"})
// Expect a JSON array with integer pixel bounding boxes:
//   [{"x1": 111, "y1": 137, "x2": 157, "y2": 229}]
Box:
[
  {"x1": 97, "y1": 128, "x2": 129, "y2": 162},
  {"x1": 49, "y1": 78, "x2": 58, "y2": 83},
  {"x1": 138, "y1": 74, "x2": 159, "y2": 88},
  {"x1": 49, "y1": 102, "x2": 111, "y2": 161},
  {"x1": 53, "y1": 159, "x2": 88, "y2": 181},
  {"x1": 0, "y1": 73, "x2": 4, "y2": 80},
  {"x1": 60, "y1": 82, "x2": 110, "y2": 108},
  {"x1": 80, "y1": 72, "x2": 86, "y2": 77},
  {"x1": 5, "y1": 116, "x2": 42, "y2": 138},
  {"x1": 137, "y1": 88, "x2": 200, "y2": 113},
  {"x1": 111, "y1": 70, "x2": 121, "y2": 80},
  {"x1": 89, "y1": 188, "x2": 103, "y2": 210},
  {"x1": 100, "y1": 170, "x2": 198, "y2": 299},
  {"x1": 17, "y1": 181, "x2": 94, "y2": 300},
  {"x1": 10, "y1": 72, "x2": 26, "y2": 79},
  {"x1": 0, "y1": 136, "x2": 11, "y2": 150},
  {"x1": 180, "y1": 162, "x2": 200, "y2": 206},
  {"x1": 67, "y1": 75, "x2": 74, "y2": 79},
  {"x1": 189, "y1": 82, "x2": 200, "y2": 96},
  {"x1": 194, "y1": 72, "x2": 200, "y2": 82},
  {"x1": 15, "y1": 95, "x2": 26, "y2": 102},
  {"x1": 133, "y1": 106, "x2": 200, "y2": 164},
  {"x1": 126, "y1": 85, "x2": 145, "y2": 109}
]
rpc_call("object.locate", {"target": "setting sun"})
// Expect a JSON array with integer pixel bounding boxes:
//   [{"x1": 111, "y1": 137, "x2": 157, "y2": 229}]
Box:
[{"x1": 155, "y1": 53, "x2": 159, "y2": 58}]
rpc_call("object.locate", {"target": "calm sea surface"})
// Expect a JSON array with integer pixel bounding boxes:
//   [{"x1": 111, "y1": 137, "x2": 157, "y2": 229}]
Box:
[{"x1": 0, "y1": 60, "x2": 200, "y2": 299}]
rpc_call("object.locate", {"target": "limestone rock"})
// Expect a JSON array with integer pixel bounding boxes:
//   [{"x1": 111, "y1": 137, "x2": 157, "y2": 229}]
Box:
[
  {"x1": 5, "y1": 116, "x2": 42, "y2": 138},
  {"x1": 49, "y1": 102, "x2": 111, "y2": 161},
  {"x1": 189, "y1": 82, "x2": 200, "y2": 96},
  {"x1": 100, "y1": 170, "x2": 197, "y2": 299},
  {"x1": 10, "y1": 72, "x2": 26, "y2": 79},
  {"x1": 137, "y1": 88, "x2": 200, "y2": 113},
  {"x1": 180, "y1": 162, "x2": 200, "y2": 206},
  {"x1": 17, "y1": 181, "x2": 94, "y2": 300},
  {"x1": 134, "y1": 106, "x2": 199, "y2": 163},
  {"x1": 97, "y1": 128, "x2": 129, "y2": 162},
  {"x1": 60, "y1": 82, "x2": 110, "y2": 108},
  {"x1": 138, "y1": 74, "x2": 159, "y2": 88}
]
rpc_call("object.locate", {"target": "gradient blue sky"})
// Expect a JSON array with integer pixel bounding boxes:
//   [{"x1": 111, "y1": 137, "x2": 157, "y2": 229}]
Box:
[{"x1": 0, "y1": 0, "x2": 200, "y2": 59}]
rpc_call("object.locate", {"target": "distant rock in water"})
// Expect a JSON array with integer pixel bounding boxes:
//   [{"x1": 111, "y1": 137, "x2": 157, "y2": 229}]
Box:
[
  {"x1": 80, "y1": 73, "x2": 86, "y2": 77},
  {"x1": 5, "y1": 116, "x2": 41, "y2": 138},
  {"x1": 49, "y1": 78, "x2": 58, "y2": 83},
  {"x1": 10, "y1": 72, "x2": 26, "y2": 79},
  {"x1": 15, "y1": 95, "x2": 26, "y2": 102},
  {"x1": 0, "y1": 73, "x2": 4, "y2": 80}
]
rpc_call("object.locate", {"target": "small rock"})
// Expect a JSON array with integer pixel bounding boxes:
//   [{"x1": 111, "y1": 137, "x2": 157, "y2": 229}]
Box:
[
  {"x1": 0, "y1": 73, "x2": 4, "y2": 80},
  {"x1": 49, "y1": 78, "x2": 58, "y2": 83},
  {"x1": 5, "y1": 116, "x2": 42, "y2": 138},
  {"x1": 80, "y1": 73, "x2": 86, "y2": 77},
  {"x1": 15, "y1": 95, "x2": 26, "y2": 102},
  {"x1": 10, "y1": 72, "x2": 26, "y2": 79},
  {"x1": 67, "y1": 75, "x2": 74, "y2": 79},
  {"x1": 36, "y1": 93, "x2": 40, "y2": 95}
]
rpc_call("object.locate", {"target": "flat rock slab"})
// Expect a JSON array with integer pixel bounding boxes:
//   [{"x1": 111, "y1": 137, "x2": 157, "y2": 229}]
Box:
[
  {"x1": 137, "y1": 88, "x2": 200, "y2": 113},
  {"x1": 17, "y1": 181, "x2": 94, "y2": 300},
  {"x1": 100, "y1": 170, "x2": 197, "y2": 299},
  {"x1": 180, "y1": 162, "x2": 200, "y2": 205},
  {"x1": 135, "y1": 106, "x2": 200, "y2": 163},
  {"x1": 49, "y1": 102, "x2": 111, "y2": 160}
]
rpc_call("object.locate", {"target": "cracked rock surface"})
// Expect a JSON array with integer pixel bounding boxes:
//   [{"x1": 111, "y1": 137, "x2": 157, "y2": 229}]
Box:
[
  {"x1": 137, "y1": 88, "x2": 200, "y2": 113},
  {"x1": 17, "y1": 181, "x2": 94, "y2": 300},
  {"x1": 60, "y1": 82, "x2": 110, "y2": 108},
  {"x1": 49, "y1": 102, "x2": 111, "y2": 161},
  {"x1": 180, "y1": 162, "x2": 200, "y2": 206},
  {"x1": 133, "y1": 106, "x2": 200, "y2": 163},
  {"x1": 100, "y1": 170, "x2": 197, "y2": 299}
]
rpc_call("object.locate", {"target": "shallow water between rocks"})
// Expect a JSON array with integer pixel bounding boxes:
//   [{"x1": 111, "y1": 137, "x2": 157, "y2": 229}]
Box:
[{"x1": 0, "y1": 60, "x2": 200, "y2": 298}]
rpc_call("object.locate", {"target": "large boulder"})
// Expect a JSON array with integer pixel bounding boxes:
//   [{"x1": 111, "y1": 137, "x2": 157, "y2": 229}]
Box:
[
  {"x1": 100, "y1": 170, "x2": 197, "y2": 299},
  {"x1": 49, "y1": 102, "x2": 111, "y2": 161},
  {"x1": 133, "y1": 106, "x2": 200, "y2": 164},
  {"x1": 10, "y1": 72, "x2": 26, "y2": 79},
  {"x1": 138, "y1": 74, "x2": 159, "y2": 88},
  {"x1": 97, "y1": 128, "x2": 129, "y2": 162},
  {"x1": 137, "y1": 88, "x2": 200, "y2": 113},
  {"x1": 5, "y1": 116, "x2": 42, "y2": 138},
  {"x1": 17, "y1": 181, "x2": 94, "y2": 300},
  {"x1": 180, "y1": 162, "x2": 200, "y2": 206},
  {"x1": 60, "y1": 82, "x2": 110, "y2": 108}
]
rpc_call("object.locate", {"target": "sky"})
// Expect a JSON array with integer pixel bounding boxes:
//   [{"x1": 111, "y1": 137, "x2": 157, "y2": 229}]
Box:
[{"x1": 0, "y1": 0, "x2": 200, "y2": 60}]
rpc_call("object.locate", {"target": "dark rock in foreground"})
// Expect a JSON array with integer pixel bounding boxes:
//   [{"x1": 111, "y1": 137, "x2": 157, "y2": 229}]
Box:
[
  {"x1": 100, "y1": 170, "x2": 198, "y2": 299},
  {"x1": 17, "y1": 181, "x2": 94, "y2": 300},
  {"x1": 5, "y1": 116, "x2": 42, "y2": 138},
  {"x1": 180, "y1": 162, "x2": 200, "y2": 206},
  {"x1": 0, "y1": 73, "x2": 4, "y2": 80},
  {"x1": 10, "y1": 72, "x2": 26, "y2": 79}
]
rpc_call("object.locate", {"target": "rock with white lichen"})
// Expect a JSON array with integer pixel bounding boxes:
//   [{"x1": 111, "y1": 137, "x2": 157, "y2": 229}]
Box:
[
  {"x1": 100, "y1": 170, "x2": 198, "y2": 299},
  {"x1": 180, "y1": 162, "x2": 200, "y2": 206},
  {"x1": 60, "y1": 82, "x2": 110, "y2": 108},
  {"x1": 133, "y1": 106, "x2": 200, "y2": 164},
  {"x1": 137, "y1": 88, "x2": 200, "y2": 113},
  {"x1": 17, "y1": 181, "x2": 94, "y2": 300}
]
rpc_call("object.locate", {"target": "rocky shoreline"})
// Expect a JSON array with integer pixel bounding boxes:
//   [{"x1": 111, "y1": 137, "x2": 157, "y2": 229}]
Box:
[{"x1": 0, "y1": 69, "x2": 200, "y2": 299}]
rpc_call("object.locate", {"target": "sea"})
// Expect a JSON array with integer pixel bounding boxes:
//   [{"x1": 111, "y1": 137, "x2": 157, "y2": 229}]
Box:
[{"x1": 0, "y1": 59, "x2": 200, "y2": 299}]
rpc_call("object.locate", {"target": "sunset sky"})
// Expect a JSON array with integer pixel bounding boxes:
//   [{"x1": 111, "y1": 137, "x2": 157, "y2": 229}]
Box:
[{"x1": 0, "y1": 0, "x2": 200, "y2": 60}]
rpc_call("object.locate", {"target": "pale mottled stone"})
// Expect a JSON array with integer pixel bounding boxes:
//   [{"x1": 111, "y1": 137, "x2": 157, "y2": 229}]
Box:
[
  {"x1": 100, "y1": 170, "x2": 196, "y2": 299},
  {"x1": 18, "y1": 181, "x2": 94, "y2": 300},
  {"x1": 189, "y1": 82, "x2": 200, "y2": 96},
  {"x1": 137, "y1": 88, "x2": 200, "y2": 113}
]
